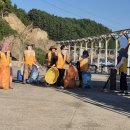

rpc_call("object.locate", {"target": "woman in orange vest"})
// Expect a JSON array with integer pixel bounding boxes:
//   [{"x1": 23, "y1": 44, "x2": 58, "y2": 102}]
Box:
[
  {"x1": 56, "y1": 45, "x2": 69, "y2": 88},
  {"x1": 23, "y1": 44, "x2": 36, "y2": 84},
  {"x1": 79, "y1": 50, "x2": 90, "y2": 88},
  {"x1": 0, "y1": 41, "x2": 12, "y2": 89},
  {"x1": 45, "y1": 46, "x2": 57, "y2": 69}
]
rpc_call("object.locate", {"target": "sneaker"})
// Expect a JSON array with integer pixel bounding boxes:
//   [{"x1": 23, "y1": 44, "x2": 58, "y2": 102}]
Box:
[
  {"x1": 45, "y1": 83, "x2": 50, "y2": 87},
  {"x1": 9, "y1": 86, "x2": 13, "y2": 89},
  {"x1": 119, "y1": 90, "x2": 124, "y2": 93},
  {"x1": 57, "y1": 86, "x2": 64, "y2": 89},
  {"x1": 22, "y1": 80, "x2": 26, "y2": 84}
]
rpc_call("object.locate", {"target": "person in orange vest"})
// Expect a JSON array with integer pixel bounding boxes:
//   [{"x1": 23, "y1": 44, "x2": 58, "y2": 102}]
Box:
[
  {"x1": 0, "y1": 41, "x2": 13, "y2": 89},
  {"x1": 79, "y1": 50, "x2": 90, "y2": 88},
  {"x1": 23, "y1": 43, "x2": 36, "y2": 84},
  {"x1": 56, "y1": 45, "x2": 69, "y2": 88},
  {"x1": 45, "y1": 46, "x2": 57, "y2": 69}
]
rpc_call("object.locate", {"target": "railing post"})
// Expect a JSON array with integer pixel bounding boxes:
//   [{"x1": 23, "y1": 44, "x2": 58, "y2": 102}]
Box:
[
  {"x1": 91, "y1": 42, "x2": 93, "y2": 64},
  {"x1": 80, "y1": 42, "x2": 83, "y2": 56},
  {"x1": 105, "y1": 40, "x2": 108, "y2": 66},
  {"x1": 74, "y1": 43, "x2": 76, "y2": 63},
  {"x1": 127, "y1": 40, "x2": 130, "y2": 75},
  {"x1": 97, "y1": 41, "x2": 101, "y2": 68},
  {"x1": 85, "y1": 42, "x2": 88, "y2": 50},
  {"x1": 115, "y1": 39, "x2": 118, "y2": 66},
  {"x1": 105, "y1": 39, "x2": 109, "y2": 72},
  {"x1": 68, "y1": 43, "x2": 71, "y2": 56}
]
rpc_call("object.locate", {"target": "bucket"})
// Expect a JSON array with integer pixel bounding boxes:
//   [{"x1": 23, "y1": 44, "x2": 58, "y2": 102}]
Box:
[{"x1": 45, "y1": 67, "x2": 59, "y2": 84}]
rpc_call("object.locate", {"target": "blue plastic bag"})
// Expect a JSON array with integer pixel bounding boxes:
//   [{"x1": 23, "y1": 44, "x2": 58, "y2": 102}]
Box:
[
  {"x1": 27, "y1": 65, "x2": 39, "y2": 84},
  {"x1": 17, "y1": 70, "x2": 23, "y2": 81},
  {"x1": 82, "y1": 72, "x2": 91, "y2": 88}
]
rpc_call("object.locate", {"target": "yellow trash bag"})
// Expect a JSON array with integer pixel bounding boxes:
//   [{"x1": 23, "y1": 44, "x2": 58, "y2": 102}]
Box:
[
  {"x1": 45, "y1": 67, "x2": 59, "y2": 84},
  {"x1": 0, "y1": 66, "x2": 10, "y2": 90}
]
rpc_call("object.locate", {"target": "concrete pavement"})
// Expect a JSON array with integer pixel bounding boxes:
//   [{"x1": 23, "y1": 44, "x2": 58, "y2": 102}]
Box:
[{"x1": 0, "y1": 80, "x2": 130, "y2": 130}]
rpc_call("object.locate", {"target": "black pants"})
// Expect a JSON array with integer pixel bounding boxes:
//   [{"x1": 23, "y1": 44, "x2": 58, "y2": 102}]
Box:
[
  {"x1": 120, "y1": 72, "x2": 128, "y2": 91},
  {"x1": 78, "y1": 71, "x2": 82, "y2": 87},
  {"x1": 57, "y1": 69, "x2": 65, "y2": 86}
]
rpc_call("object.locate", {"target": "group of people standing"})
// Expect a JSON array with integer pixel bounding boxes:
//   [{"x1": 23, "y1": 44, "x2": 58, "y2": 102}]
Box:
[
  {"x1": 45, "y1": 45, "x2": 70, "y2": 88},
  {"x1": 46, "y1": 39, "x2": 130, "y2": 93},
  {"x1": 0, "y1": 41, "x2": 37, "y2": 89},
  {"x1": 0, "y1": 39, "x2": 130, "y2": 93},
  {"x1": 45, "y1": 44, "x2": 90, "y2": 88}
]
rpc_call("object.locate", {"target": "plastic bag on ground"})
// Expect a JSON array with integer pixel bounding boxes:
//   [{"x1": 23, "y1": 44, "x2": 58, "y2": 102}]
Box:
[
  {"x1": 17, "y1": 70, "x2": 23, "y2": 81},
  {"x1": 0, "y1": 66, "x2": 10, "y2": 90},
  {"x1": 20, "y1": 63, "x2": 24, "y2": 76},
  {"x1": 64, "y1": 64, "x2": 79, "y2": 88},
  {"x1": 67, "y1": 64, "x2": 78, "y2": 80},
  {"x1": 27, "y1": 65, "x2": 39, "y2": 84},
  {"x1": 82, "y1": 72, "x2": 91, "y2": 88}
]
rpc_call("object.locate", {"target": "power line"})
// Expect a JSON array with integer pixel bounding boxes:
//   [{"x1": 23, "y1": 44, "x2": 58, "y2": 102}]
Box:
[
  {"x1": 57, "y1": 0, "x2": 123, "y2": 30},
  {"x1": 37, "y1": 0, "x2": 124, "y2": 31},
  {"x1": 39, "y1": 0, "x2": 117, "y2": 30},
  {"x1": 39, "y1": 0, "x2": 81, "y2": 18}
]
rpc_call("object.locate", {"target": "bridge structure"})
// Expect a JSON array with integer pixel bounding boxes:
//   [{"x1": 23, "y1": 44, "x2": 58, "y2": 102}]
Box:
[{"x1": 56, "y1": 29, "x2": 130, "y2": 74}]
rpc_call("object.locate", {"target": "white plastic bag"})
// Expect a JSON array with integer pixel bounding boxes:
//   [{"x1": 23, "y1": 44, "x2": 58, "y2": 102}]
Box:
[{"x1": 20, "y1": 63, "x2": 24, "y2": 76}]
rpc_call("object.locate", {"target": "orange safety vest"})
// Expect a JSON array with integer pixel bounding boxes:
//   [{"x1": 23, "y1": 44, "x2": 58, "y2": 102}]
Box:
[
  {"x1": 24, "y1": 50, "x2": 35, "y2": 66},
  {"x1": 80, "y1": 58, "x2": 89, "y2": 72},
  {"x1": 56, "y1": 52, "x2": 67, "y2": 69},
  {"x1": 0, "y1": 51, "x2": 10, "y2": 67}
]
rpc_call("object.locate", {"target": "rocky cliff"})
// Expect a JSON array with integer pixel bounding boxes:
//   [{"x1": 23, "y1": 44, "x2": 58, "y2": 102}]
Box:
[{"x1": 3, "y1": 13, "x2": 59, "y2": 60}]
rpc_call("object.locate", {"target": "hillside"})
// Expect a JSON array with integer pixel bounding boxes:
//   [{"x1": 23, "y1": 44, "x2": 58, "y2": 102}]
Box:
[
  {"x1": 2, "y1": 13, "x2": 57, "y2": 62},
  {"x1": 0, "y1": 0, "x2": 111, "y2": 41},
  {"x1": 0, "y1": 0, "x2": 58, "y2": 63},
  {"x1": 0, "y1": 0, "x2": 113, "y2": 62},
  {"x1": 28, "y1": 9, "x2": 111, "y2": 41},
  {"x1": 0, "y1": 18, "x2": 15, "y2": 40}
]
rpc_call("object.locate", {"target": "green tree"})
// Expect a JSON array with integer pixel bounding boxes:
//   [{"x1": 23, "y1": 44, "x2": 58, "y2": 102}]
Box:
[
  {"x1": 13, "y1": 8, "x2": 31, "y2": 26},
  {"x1": 0, "y1": 19, "x2": 16, "y2": 40},
  {"x1": 0, "y1": 0, "x2": 13, "y2": 18},
  {"x1": 28, "y1": 9, "x2": 111, "y2": 41},
  {"x1": 35, "y1": 48, "x2": 45, "y2": 65}
]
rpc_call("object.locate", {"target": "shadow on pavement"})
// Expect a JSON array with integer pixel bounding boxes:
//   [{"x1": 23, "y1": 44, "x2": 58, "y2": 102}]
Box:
[{"x1": 56, "y1": 79, "x2": 130, "y2": 118}]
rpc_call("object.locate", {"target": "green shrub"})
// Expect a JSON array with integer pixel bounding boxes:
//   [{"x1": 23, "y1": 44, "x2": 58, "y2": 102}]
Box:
[
  {"x1": 35, "y1": 48, "x2": 45, "y2": 65},
  {"x1": 0, "y1": 19, "x2": 16, "y2": 40}
]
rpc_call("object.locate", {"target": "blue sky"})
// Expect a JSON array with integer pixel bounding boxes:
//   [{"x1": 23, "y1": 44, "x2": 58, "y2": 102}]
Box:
[{"x1": 11, "y1": 0, "x2": 130, "y2": 31}]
